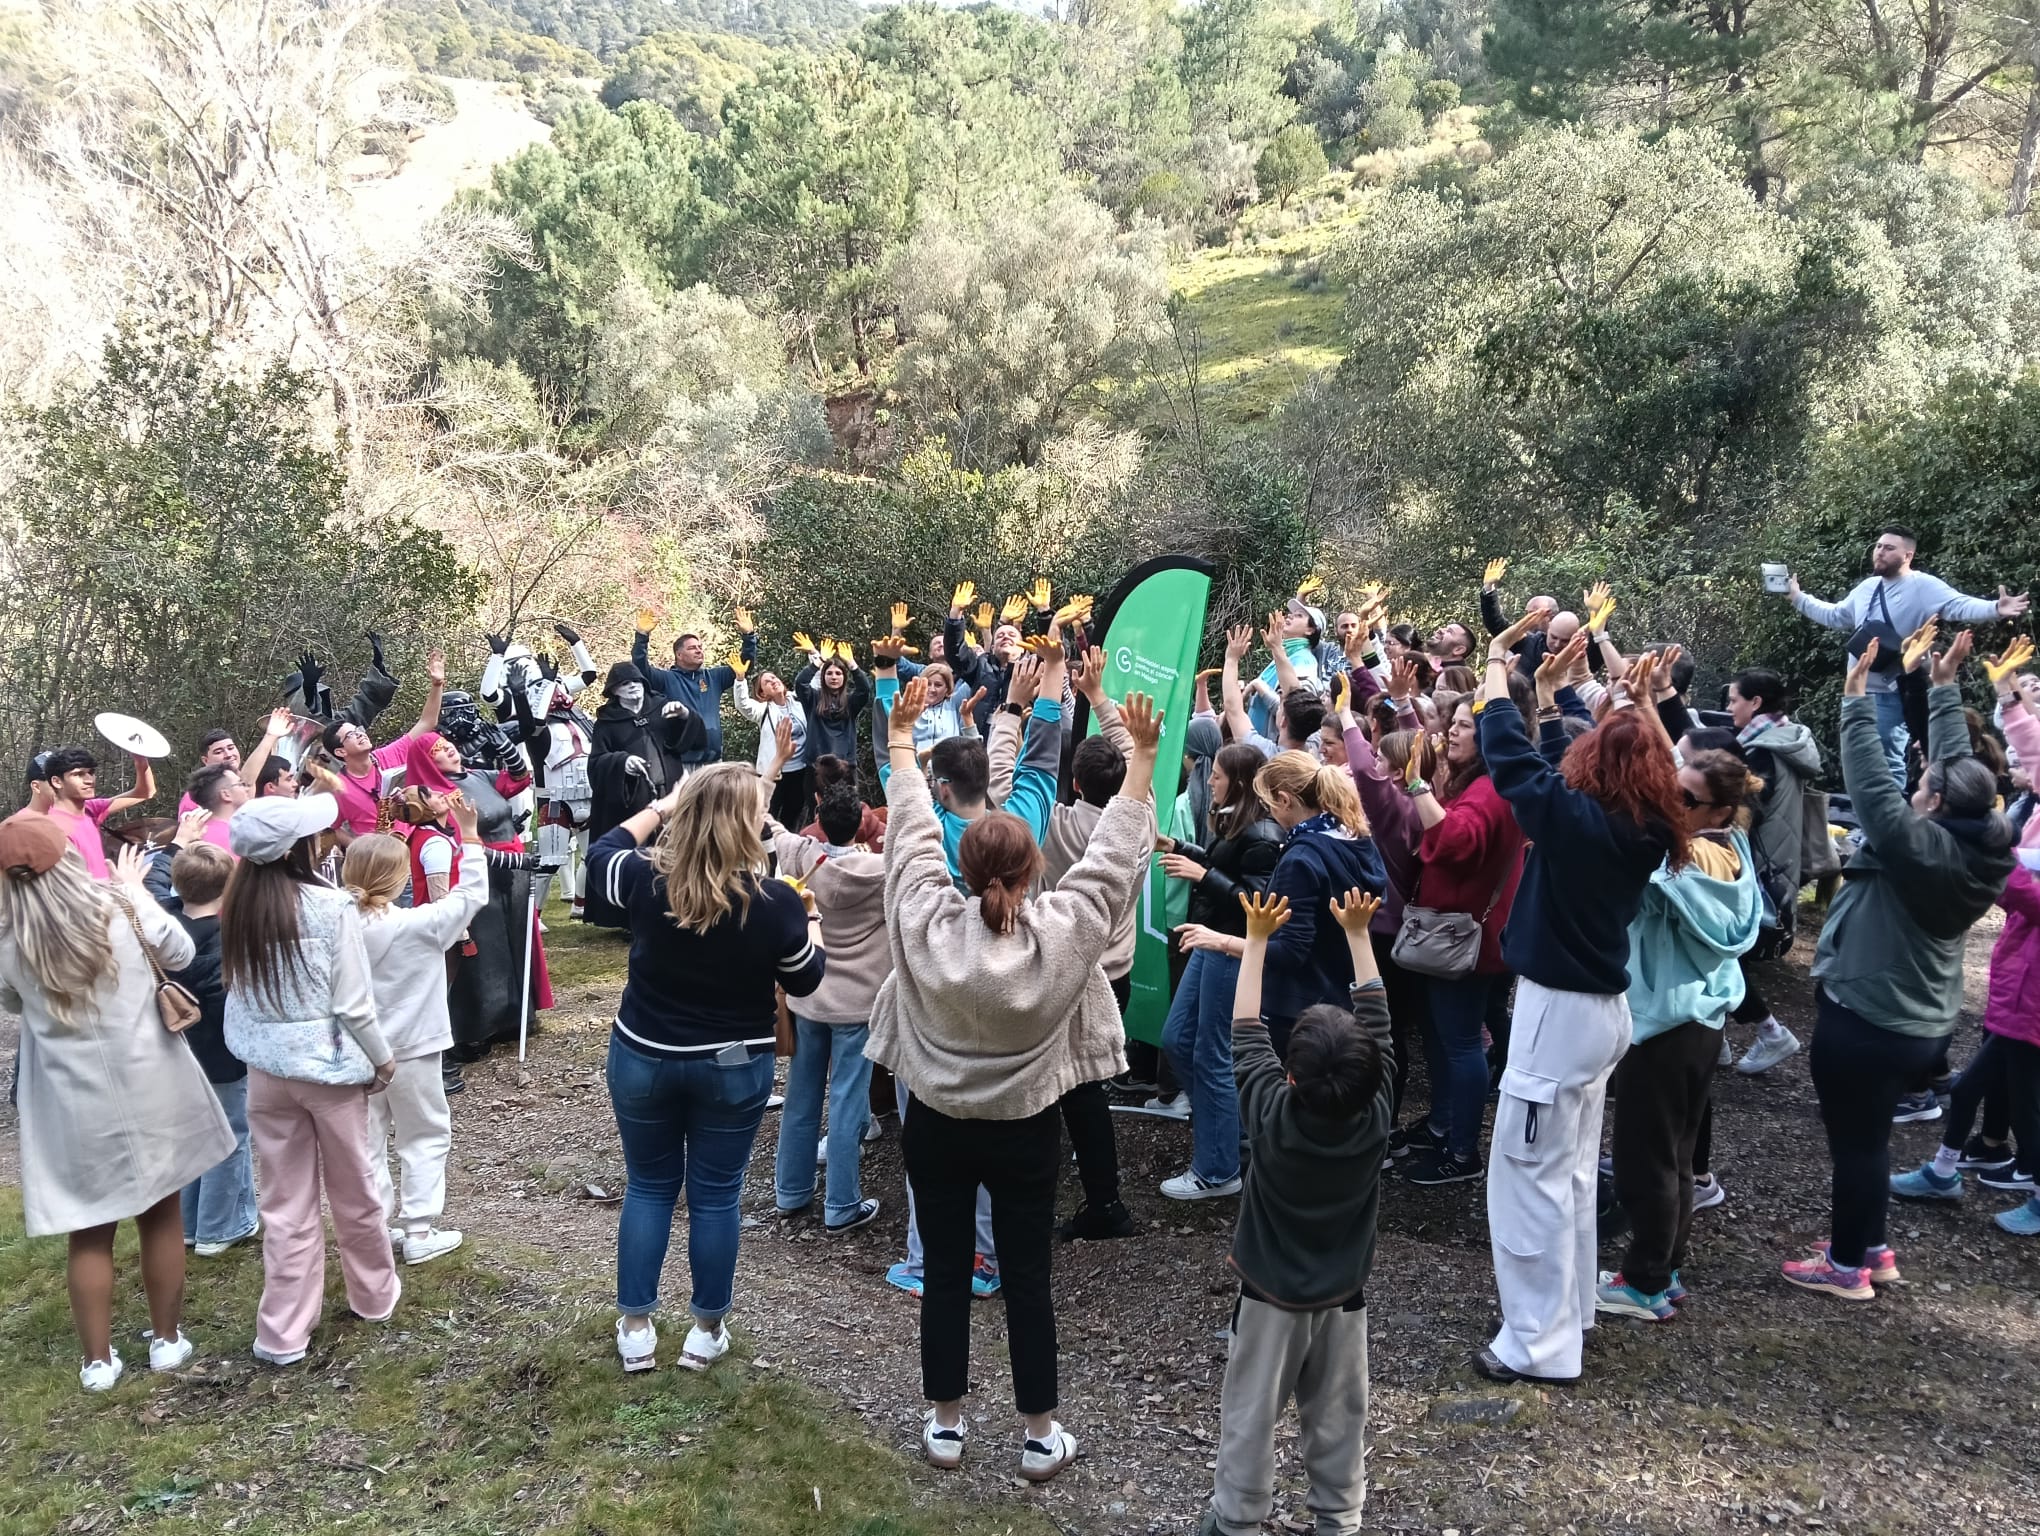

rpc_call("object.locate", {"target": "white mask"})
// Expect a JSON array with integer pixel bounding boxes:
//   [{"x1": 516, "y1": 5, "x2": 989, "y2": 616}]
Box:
[{"x1": 616, "y1": 683, "x2": 644, "y2": 713}]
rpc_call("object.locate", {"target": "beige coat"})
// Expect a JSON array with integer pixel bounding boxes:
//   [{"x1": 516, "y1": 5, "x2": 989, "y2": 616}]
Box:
[
  {"x1": 1, "y1": 888, "x2": 235, "y2": 1237},
  {"x1": 866, "y1": 762, "x2": 1143, "y2": 1120}
]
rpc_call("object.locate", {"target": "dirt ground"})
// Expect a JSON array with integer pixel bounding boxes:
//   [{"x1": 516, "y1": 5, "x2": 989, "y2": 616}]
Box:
[{"x1": 6, "y1": 911, "x2": 2039, "y2": 1535}]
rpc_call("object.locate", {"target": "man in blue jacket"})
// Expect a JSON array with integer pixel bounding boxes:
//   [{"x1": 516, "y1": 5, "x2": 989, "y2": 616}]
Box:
[{"x1": 631, "y1": 607, "x2": 759, "y2": 769}]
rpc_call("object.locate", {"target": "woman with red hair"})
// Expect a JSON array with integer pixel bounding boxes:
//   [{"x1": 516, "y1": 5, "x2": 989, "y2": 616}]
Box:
[{"x1": 1468, "y1": 621, "x2": 1687, "y2": 1386}]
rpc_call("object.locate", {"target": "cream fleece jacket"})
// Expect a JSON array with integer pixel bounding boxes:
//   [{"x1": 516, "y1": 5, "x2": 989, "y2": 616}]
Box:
[
  {"x1": 769, "y1": 828, "x2": 890, "y2": 1024},
  {"x1": 866, "y1": 761, "x2": 1142, "y2": 1119}
]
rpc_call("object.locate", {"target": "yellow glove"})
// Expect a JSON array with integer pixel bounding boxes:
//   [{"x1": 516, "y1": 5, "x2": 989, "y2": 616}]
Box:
[
  {"x1": 1029, "y1": 577, "x2": 1053, "y2": 611},
  {"x1": 1330, "y1": 888, "x2": 1382, "y2": 934},
  {"x1": 1297, "y1": 573, "x2": 1325, "y2": 600},
  {"x1": 950, "y1": 580, "x2": 976, "y2": 612},
  {"x1": 1238, "y1": 891, "x2": 1292, "y2": 942},
  {"x1": 1483, "y1": 557, "x2": 1508, "y2": 588},
  {"x1": 890, "y1": 602, "x2": 911, "y2": 635},
  {"x1": 793, "y1": 630, "x2": 815, "y2": 655},
  {"x1": 1588, "y1": 598, "x2": 1617, "y2": 635},
  {"x1": 728, "y1": 653, "x2": 749, "y2": 679},
  {"x1": 1985, "y1": 635, "x2": 2035, "y2": 685},
  {"x1": 820, "y1": 636, "x2": 840, "y2": 662},
  {"x1": 1901, "y1": 618, "x2": 1939, "y2": 674},
  {"x1": 973, "y1": 600, "x2": 995, "y2": 633},
  {"x1": 1054, "y1": 596, "x2": 1094, "y2": 628},
  {"x1": 1001, "y1": 594, "x2": 1029, "y2": 624},
  {"x1": 634, "y1": 607, "x2": 659, "y2": 635}
]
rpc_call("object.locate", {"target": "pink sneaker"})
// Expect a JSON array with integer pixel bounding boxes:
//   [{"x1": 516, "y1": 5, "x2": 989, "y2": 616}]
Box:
[
  {"x1": 1781, "y1": 1250, "x2": 1874, "y2": 1301},
  {"x1": 1808, "y1": 1241, "x2": 1900, "y2": 1284}
]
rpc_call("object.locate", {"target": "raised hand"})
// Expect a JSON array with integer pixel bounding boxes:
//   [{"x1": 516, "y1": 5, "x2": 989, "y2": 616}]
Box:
[
  {"x1": 1620, "y1": 650, "x2": 1658, "y2": 708},
  {"x1": 553, "y1": 620, "x2": 582, "y2": 646},
  {"x1": 772, "y1": 715, "x2": 795, "y2": 763},
  {"x1": 1328, "y1": 669, "x2": 1351, "y2": 717},
  {"x1": 1119, "y1": 692, "x2": 1163, "y2": 751},
  {"x1": 1583, "y1": 581, "x2": 1611, "y2": 617},
  {"x1": 1001, "y1": 593, "x2": 1029, "y2": 624},
  {"x1": 1008, "y1": 653, "x2": 1043, "y2": 708},
  {"x1": 1999, "y1": 584, "x2": 2032, "y2": 620},
  {"x1": 962, "y1": 685, "x2": 989, "y2": 720},
  {"x1": 1020, "y1": 633, "x2": 1063, "y2": 656},
  {"x1": 426, "y1": 650, "x2": 446, "y2": 688},
  {"x1": 890, "y1": 602, "x2": 911, "y2": 636},
  {"x1": 1238, "y1": 890, "x2": 1292, "y2": 942},
  {"x1": 1387, "y1": 656, "x2": 1418, "y2": 702},
  {"x1": 973, "y1": 600, "x2": 995, "y2": 633},
  {"x1": 450, "y1": 791, "x2": 480, "y2": 839},
  {"x1": 950, "y1": 579, "x2": 977, "y2": 614},
  {"x1": 265, "y1": 706, "x2": 293, "y2": 739},
  {"x1": 113, "y1": 842, "x2": 148, "y2": 887},
  {"x1": 1931, "y1": 627, "x2": 1974, "y2": 688},
  {"x1": 820, "y1": 636, "x2": 841, "y2": 662},
  {"x1": 1844, "y1": 638, "x2": 1879, "y2": 697},
  {"x1": 1985, "y1": 635, "x2": 2036, "y2": 687},
  {"x1": 1071, "y1": 646, "x2": 1106, "y2": 704},
  {"x1": 890, "y1": 674, "x2": 929, "y2": 724},
  {"x1": 1403, "y1": 742, "x2": 1427, "y2": 790},
  {"x1": 1489, "y1": 605, "x2": 1550, "y2": 657},
  {"x1": 1652, "y1": 644, "x2": 1682, "y2": 697},
  {"x1": 793, "y1": 630, "x2": 815, "y2": 656},
  {"x1": 634, "y1": 607, "x2": 659, "y2": 636},
  {"x1": 1588, "y1": 594, "x2": 1617, "y2": 635},
  {"x1": 1263, "y1": 610, "x2": 1286, "y2": 653},
  {"x1": 1297, "y1": 573, "x2": 1325, "y2": 600},
  {"x1": 1029, "y1": 577, "x2": 1053, "y2": 612},
  {"x1": 1225, "y1": 624, "x2": 1254, "y2": 661},
  {"x1": 727, "y1": 652, "x2": 749, "y2": 679},
  {"x1": 1483, "y1": 556, "x2": 1508, "y2": 590},
  {"x1": 173, "y1": 808, "x2": 212, "y2": 848},
  {"x1": 1900, "y1": 618, "x2": 1939, "y2": 675},
  {"x1": 1053, "y1": 595, "x2": 1094, "y2": 628},
  {"x1": 1330, "y1": 887, "x2": 1382, "y2": 934},
  {"x1": 297, "y1": 649, "x2": 324, "y2": 701},
  {"x1": 734, "y1": 607, "x2": 756, "y2": 636},
  {"x1": 485, "y1": 631, "x2": 509, "y2": 655}
]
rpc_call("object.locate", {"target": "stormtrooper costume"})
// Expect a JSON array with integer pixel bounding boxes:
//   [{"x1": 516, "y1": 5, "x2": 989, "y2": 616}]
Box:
[{"x1": 480, "y1": 623, "x2": 597, "y2": 917}]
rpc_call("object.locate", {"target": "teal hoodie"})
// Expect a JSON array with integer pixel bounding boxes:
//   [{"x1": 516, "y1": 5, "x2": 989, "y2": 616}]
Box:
[{"x1": 1624, "y1": 828, "x2": 1763, "y2": 1045}]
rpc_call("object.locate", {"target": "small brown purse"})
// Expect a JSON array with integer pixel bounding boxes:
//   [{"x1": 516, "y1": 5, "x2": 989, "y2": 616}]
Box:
[{"x1": 115, "y1": 891, "x2": 202, "y2": 1034}]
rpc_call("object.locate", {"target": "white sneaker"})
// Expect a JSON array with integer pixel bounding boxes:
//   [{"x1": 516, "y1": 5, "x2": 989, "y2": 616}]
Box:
[
  {"x1": 1019, "y1": 1422, "x2": 1078, "y2": 1482},
  {"x1": 193, "y1": 1224, "x2": 258, "y2": 1258},
  {"x1": 401, "y1": 1228, "x2": 464, "y2": 1266},
  {"x1": 678, "y1": 1320, "x2": 730, "y2": 1372},
  {"x1": 1716, "y1": 1032, "x2": 1734, "y2": 1068},
  {"x1": 923, "y1": 1409, "x2": 967, "y2": 1468},
  {"x1": 616, "y1": 1317, "x2": 658, "y2": 1373},
  {"x1": 1160, "y1": 1170, "x2": 1242, "y2": 1201},
  {"x1": 765, "y1": 1094, "x2": 785, "y2": 1110},
  {"x1": 147, "y1": 1330, "x2": 194, "y2": 1373},
  {"x1": 1143, "y1": 1092, "x2": 1192, "y2": 1120},
  {"x1": 388, "y1": 1226, "x2": 405, "y2": 1247},
  {"x1": 816, "y1": 1136, "x2": 828, "y2": 1166},
  {"x1": 862, "y1": 1117, "x2": 884, "y2": 1144},
  {"x1": 79, "y1": 1350, "x2": 124, "y2": 1392},
  {"x1": 1692, "y1": 1173, "x2": 1727, "y2": 1211},
  {"x1": 252, "y1": 1343, "x2": 306, "y2": 1367},
  {"x1": 1736, "y1": 1025, "x2": 1801, "y2": 1075}
]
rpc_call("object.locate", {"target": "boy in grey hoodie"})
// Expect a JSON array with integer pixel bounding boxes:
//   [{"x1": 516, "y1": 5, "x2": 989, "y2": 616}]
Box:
[
  {"x1": 1196, "y1": 886, "x2": 1392, "y2": 1536},
  {"x1": 769, "y1": 787, "x2": 891, "y2": 1231}
]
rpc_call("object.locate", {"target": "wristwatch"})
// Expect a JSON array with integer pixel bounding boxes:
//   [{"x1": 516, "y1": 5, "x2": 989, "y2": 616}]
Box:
[{"x1": 1001, "y1": 702, "x2": 1027, "y2": 719}]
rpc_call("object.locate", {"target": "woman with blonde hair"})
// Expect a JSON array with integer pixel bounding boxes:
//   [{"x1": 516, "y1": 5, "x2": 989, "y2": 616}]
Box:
[
  {"x1": 586, "y1": 761, "x2": 824, "y2": 1377},
  {"x1": 1251, "y1": 751, "x2": 1387, "y2": 1058},
  {"x1": 341, "y1": 795, "x2": 489, "y2": 1267},
  {"x1": 0, "y1": 815, "x2": 234, "y2": 1390},
  {"x1": 222, "y1": 793, "x2": 400, "y2": 1366},
  {"x1": 868, "y1": 674, "x2": 1162, "y2": 1483}
]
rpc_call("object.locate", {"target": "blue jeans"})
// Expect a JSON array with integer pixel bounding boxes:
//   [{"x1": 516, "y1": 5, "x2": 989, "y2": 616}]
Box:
[
  {"x1": 773, "y1": 1017, "x2": 874, "y2": 1224},
  {"x1": 1873, "y1": 688, "x2": 1909, "y2": 789},
  {"x1": 1427, "y1": 972, "x2": 1502, "y2": 1165},
  {"x1": 1161, "y1": 949, "x2": 1241, "y2": 1183},
  {"x1": 606, "y1": 1035, "x2": 774, "y2": 1320},
  {"x1": 182, "y1": 1076, "x2": 257, "y2": 1245}
]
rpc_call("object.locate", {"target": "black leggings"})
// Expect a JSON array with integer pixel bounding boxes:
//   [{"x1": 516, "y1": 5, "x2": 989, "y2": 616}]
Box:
[
  {"x1": 1729, "y1": 955, "x2": 1770, "y2": 1024},
  {"x1": 1941, "y1": 1033, "x2": 2013, "y2": 1152},
  {"x1": 1809, "y1": 989, "x2": 1944, "y2": 1268},
  {"x1": 1059, "y1": 1080, "x2": 1121, "y2": 1209},
  {"x1": 1370, "y1": 930, "x2": 1427, "y2": 1124},
  {"x1": 903, "y1": 1097, "x2": 1061, "y2": 1413}
]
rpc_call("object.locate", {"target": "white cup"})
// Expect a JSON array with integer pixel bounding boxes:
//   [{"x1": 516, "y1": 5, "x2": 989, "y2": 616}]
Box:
[{"x1": 1761, "y1": 562, "x2": 1790, "y2": 595}]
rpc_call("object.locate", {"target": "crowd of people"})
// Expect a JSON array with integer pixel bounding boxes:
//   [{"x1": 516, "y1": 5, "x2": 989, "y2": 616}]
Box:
[{"x1": 3, "y1": 532, "x2": 2037, "y2": 1530}]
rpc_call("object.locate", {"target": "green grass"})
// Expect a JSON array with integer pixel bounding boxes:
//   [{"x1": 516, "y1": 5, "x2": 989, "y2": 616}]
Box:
[
  {"x1": 534, "y1": 894, "x2": 631, "y2": 993},
  {"x1": 0, "y1": 1189, "x2": 1052, "y2": 1535}
]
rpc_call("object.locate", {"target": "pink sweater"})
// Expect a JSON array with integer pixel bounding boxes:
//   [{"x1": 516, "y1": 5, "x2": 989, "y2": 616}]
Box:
[
  {"x1": 1986, "y1": 864, "x2": 2040, "y2": 1048},
  {"x1": 2002, "y1": 705, "x2": 2040, "y2": 853}
]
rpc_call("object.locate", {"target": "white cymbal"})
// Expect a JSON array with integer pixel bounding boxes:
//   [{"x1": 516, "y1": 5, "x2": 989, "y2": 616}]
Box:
[{"x1": 93, "y1": 712, "x2": 172, "y2": 759}]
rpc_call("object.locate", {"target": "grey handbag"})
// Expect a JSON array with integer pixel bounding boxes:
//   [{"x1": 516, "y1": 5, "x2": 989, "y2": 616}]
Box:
[{"x1": 1391, "y1": 856, "x2": 1515, "y2": 980}]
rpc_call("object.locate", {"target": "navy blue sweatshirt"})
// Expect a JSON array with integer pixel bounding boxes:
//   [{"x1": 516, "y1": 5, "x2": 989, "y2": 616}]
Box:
[
  {"x1": 1261, "y1": 814, "x2": 1388, "y2": 1020},
  {"x1": 588, "y1": 825, "x2": 824, "y2": 1055},
  {"x1": 1477, "y1": 699, "x2": 1674, "y2": 995}
]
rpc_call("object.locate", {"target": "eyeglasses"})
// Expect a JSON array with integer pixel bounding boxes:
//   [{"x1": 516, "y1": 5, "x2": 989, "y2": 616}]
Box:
[{"x1": 1681, "y1": 790, "x2": 1722, "y2": 810}]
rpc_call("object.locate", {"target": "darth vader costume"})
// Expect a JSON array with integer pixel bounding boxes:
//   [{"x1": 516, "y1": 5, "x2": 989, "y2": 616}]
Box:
[
  {"x1": 583, "y1": 661, "x2": 706, "y2": 928},
  {"x1": 439, "y1": 688, "x2": 554, "y2": 1066}
]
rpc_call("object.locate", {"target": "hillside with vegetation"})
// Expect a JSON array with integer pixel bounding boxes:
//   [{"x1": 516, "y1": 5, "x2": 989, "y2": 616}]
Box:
[{"x1": 4, "y1": 0, "x2": 2040, "y2": 770}]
